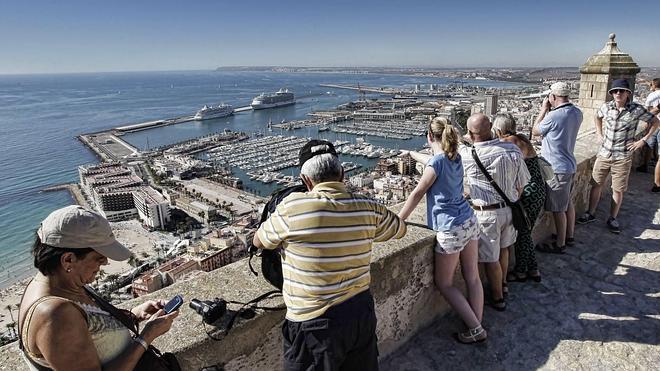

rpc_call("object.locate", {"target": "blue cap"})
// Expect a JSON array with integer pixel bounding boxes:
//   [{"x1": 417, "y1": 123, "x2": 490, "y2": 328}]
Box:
[{"x1": 608, "y1": 79, "x2": 632, "y2": 94}]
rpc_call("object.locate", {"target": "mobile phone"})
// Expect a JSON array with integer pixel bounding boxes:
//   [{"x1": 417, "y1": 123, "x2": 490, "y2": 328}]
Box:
[{"x1": 163, "y1": 295, "x2": 184, "y2": 314}]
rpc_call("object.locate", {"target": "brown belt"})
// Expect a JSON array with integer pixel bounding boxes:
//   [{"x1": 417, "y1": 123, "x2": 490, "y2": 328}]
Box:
[{"x1": 470, "y1": 202, "x2": 507, "y2": 211}]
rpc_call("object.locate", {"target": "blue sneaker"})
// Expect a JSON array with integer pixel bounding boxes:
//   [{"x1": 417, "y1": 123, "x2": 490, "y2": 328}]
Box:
[
  {"x1": 577, "y1": 212, "x2": 596, "y2": 224},
  {"x1": 606, "y1": 217, "x2": 620, "y2": 234}
]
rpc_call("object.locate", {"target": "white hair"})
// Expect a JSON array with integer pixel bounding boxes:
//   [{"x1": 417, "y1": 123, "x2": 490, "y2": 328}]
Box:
[
  {"x1": 493, "y1": 113, "x2": 517, "y2": 136},
  {"x1": 300, "y1": 153, "x2": 342, "y2": 183}
]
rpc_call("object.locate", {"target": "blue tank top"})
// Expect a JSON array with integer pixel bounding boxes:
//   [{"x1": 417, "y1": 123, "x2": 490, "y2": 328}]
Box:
[{"x1": 425, "y1": 153, "x2": 473, "y2": 231}]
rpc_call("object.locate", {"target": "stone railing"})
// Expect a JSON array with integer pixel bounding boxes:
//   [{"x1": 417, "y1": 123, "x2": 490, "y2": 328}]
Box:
[{"x1": 0, "y1": 139, "x2": 600, "y2": 371}]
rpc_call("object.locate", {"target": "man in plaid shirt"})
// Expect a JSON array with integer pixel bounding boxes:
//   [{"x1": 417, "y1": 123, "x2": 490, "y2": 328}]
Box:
[{"x1": 578, "y1": 79, "x2": 659, "y2": 233}]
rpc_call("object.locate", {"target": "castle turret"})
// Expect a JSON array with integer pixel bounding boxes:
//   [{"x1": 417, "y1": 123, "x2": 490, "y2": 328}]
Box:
[{"x1": 578, "y1": 33, "x2": 640, "y2": 135}]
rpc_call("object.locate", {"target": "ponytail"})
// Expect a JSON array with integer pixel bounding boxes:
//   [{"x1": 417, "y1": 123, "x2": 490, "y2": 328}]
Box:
[{"x1": 429, "y1": 117, "x2": 460, "y2": 161}]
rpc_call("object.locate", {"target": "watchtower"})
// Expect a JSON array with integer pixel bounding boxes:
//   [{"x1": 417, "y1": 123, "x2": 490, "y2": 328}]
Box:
[{"x1": 578, "y1": 33, "x2": 640, "y2": 135}]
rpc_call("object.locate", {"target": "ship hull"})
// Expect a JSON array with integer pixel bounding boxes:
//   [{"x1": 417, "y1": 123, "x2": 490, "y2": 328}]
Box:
[
  {"x1": 194, "y1": 111, "x2": 234, "y2": 121},
  {"x1": 250, "y1": 100, "x2": 296, "y2": 110}
]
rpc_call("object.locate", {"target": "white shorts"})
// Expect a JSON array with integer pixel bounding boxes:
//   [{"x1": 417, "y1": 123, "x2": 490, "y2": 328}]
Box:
[
  {"x1": 435, "y1": 214, "x2": 479, "y2": 255},
  {"x1": 474, "y1": 207, "x2": 517, "y2": 263}
]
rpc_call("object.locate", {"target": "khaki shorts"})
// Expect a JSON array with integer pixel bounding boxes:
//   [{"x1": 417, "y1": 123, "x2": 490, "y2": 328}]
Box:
[
  {"x1": 475, "y1": 207, "x2": 517, "y2": 263},
  {"x1": 591, "y1": 155, "x2": 633, "y2": 192},
  {"x1": 545, "y1": 173, "x2": 574, "y2": 212}
]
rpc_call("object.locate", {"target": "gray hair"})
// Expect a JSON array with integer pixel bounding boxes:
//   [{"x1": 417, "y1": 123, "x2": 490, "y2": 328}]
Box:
[
  {"x1": 300, "y1": 153, "x2": 343, "y2": 183},
  {"x1": 492, "y1": 113, "x2": 517, "y2": 136}
]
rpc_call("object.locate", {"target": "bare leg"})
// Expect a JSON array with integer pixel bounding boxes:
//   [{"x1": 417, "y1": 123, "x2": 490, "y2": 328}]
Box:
[
  {"x1": 610, "y1": 190, "x2": 624, "y2": 218},
  {"x1": 460, "y1": 239, "x2": 483, "y2": 322},
  {"x1": 553, "y1": 211, "x2": 567, "y2": 246},
  {"x1": 484, "y1": 262, "x2": 503, "y2": 301},
  {"x1": 566, "y1": 199, "x2": 575, "y2": 240},
  {"x1": 588, "y1": 183, "x2": 603, "y2": 215},
  {"x1": 654, "y1": 158, "x2": 660, "y2": 187},
  {"x1": 434, "y1": 250, "x2": 480, "y2": 328},
  {"x1": 499, "y1": 246, "x2": 510, "y2": 284}
]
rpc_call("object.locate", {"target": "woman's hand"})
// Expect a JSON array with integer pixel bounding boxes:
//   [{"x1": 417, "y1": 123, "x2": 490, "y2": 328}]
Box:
[
  {"x1": 139, "y1": 309, "x2": 179, "y2": 344},
  {"x1": 131, "y1": 299, "x2": 166, "y2": 321},
  {"x1": 399, "y1": 150, "x2": 410, "y2": 157}
]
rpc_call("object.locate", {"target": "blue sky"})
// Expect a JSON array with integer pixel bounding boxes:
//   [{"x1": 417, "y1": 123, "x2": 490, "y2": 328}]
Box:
[{"x1": 0, "y1": 0, "x2": 657, "y2": 74}]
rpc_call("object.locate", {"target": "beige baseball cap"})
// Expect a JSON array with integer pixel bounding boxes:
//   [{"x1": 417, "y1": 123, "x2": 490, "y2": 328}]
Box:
[
  {"x1": 37, "y1": 205, "x2": 132, "y2": 261},
  {"x1": 550, "y1": 82, "x2": 570, "y2": 97}
]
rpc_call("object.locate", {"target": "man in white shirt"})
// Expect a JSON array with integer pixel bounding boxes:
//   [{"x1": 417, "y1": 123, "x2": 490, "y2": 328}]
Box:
[
  {"x1": 641, "y1": 78, "x2": 660, "y2": 192},
  {"x1": 460, "y1": 114, "x2": 530, "y2": 311}
]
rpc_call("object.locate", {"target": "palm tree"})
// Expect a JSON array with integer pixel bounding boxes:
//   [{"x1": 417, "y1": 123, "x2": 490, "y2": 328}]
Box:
[{"x1": 5, "y1": 304, "x2": 14, "y2": 325}]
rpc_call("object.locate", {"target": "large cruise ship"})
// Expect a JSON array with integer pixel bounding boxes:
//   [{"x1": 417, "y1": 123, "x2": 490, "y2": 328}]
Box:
[
  {"x1": 251, "y1": 89, "x2": 295, "y2": 110},
  {"x1": 193, "y1": 103, "x2": 234, "y2": 120}
]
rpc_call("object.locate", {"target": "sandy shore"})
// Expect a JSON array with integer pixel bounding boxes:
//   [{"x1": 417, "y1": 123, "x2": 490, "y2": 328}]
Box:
[{"x1": 0, "y1": 220, "x2": 177, "y2": 333}]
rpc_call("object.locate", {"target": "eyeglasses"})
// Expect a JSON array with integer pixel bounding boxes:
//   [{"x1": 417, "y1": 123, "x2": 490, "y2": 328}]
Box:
[{"x1": 611, "y1": 89, "x2": 628, "y2": 94}]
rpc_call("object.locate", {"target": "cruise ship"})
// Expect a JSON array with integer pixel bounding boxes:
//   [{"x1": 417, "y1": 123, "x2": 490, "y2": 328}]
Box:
[
  {"x1": 251, "y1": 89, "x2": 295, "y2": 110},
  {"x1": 193, "y1": 104, "x2": 234, "y2": 120}
]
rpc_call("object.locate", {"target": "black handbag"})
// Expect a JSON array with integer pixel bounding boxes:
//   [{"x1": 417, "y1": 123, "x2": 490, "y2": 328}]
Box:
[
  {"x1": 84, "y1": 287, "x2": 182, "y2": 371},
  {"x1": 471, "y1": 149, "x2": 532, "y2": 232}
]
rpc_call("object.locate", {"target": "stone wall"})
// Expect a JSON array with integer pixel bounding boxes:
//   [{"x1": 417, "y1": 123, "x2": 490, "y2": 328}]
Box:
[{"x1": 0, "y1": 140, "x2": 601, "y2": 371}]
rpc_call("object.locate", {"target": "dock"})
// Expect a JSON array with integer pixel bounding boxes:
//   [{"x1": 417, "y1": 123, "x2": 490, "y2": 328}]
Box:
[
  {"x1": 42, "y1": 183, "x2": 90, "y2": 208},
  {"x1": 114, "y1": 105, "x2": 253, "y2": 133},
  {"x1": 320, "y1": 83, "x2": 398, "y2": 95}
]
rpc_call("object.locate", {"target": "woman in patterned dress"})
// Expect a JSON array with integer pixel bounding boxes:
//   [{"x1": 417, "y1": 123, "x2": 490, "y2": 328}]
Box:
[
  {"x1": 493, "y1": 114, "x2": 546, "y2": 283},
  {"x1": 399, "y1": 117, "x2": 486, "y2": 344}
]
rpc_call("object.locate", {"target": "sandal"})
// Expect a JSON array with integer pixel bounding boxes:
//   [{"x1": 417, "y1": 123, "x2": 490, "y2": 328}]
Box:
[
  {"x1": 551, "y1": 234, "x2": 575, "y2": 247},
  {"x1": 490, "y1": 298, "x2": 506, "y2": 312},
  {"x1": 527, "y1": 270, "x2": 542, "y2": 282},
  {"x1": 536, "y1": 242, "x2": 566, "y2": 254},
  {"x1": 507, "y1": 272, "x2": 528, "y2": 283},
  {"x1": 454, "y1": 325, "x2": 487, "y2": 344}
]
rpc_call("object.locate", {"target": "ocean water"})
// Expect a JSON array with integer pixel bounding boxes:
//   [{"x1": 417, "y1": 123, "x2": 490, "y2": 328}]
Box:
[{"x1": 0, "y1": 70, "x2": 524, "y2": 288}]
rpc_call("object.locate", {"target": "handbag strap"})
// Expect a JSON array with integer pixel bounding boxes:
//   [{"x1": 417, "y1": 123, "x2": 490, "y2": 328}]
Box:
[
  {"x1": 470, "y1": 148, "x2": 513, "y2": 206},
  {"x1": 83, "y1": 286, "x2": 139, "y2": 336}
]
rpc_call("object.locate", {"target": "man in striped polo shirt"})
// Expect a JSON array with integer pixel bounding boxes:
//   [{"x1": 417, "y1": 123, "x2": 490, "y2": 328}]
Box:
[{"x1": 253, "y1": 139, "x2": 406, "y2": 371}]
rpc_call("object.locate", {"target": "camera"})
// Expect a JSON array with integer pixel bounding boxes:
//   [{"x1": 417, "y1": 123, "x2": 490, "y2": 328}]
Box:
[{"x1": 189, "y1": 298, "x2": 227, "y2": 324}]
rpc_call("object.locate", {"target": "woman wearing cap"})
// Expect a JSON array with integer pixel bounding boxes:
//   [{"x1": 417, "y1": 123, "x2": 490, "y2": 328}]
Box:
[
  {"x1": 18, "y1": 205, "x2": 179, "y2": 371},
  {"x1": 398, "y1": 117, "x2": 485, "y2": 344},
  {"x1": 493, "y1": 113, "x2": 546, "y2": 283}
]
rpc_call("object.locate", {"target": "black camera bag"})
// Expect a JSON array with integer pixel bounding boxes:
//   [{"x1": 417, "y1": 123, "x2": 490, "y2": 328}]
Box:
[
  {"x1": 248, "y1": 184, "x2": 307, "y2": 291},
  {"x1": 471, "y1": 148, "x2": 531, "y2": 232}
]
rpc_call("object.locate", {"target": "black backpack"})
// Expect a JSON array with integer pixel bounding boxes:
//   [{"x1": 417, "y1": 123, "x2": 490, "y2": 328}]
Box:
[{"x1": 248, "y1": 184, "x2": 307, "y2": 291}]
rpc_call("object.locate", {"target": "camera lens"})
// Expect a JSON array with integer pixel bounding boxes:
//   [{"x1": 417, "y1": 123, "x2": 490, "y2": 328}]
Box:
[{"x1": 189, "y1": 299, "x2": 204, "y2": 314}]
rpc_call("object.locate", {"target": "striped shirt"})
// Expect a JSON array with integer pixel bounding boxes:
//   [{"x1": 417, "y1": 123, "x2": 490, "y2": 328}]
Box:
[
  {"x1": 459, "y1": 139, "x2": 530, "y2": 206},
  {"x1": 256, "y1": 181, "x2": 406, "y2": 322},
  {"x1": 597, "y1": 101, "x2": 655, "y2": 160}
]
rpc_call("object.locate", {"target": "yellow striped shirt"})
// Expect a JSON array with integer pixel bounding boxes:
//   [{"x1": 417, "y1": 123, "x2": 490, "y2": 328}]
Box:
[{"x1": 256, "y1": 181, "x2": 407, "y2": 321}]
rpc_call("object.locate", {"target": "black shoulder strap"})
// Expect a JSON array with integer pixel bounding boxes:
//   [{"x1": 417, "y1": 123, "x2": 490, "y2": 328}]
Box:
[
  {"x1": 470, "y1": 148, "x2": 513, "y2": 206},
  {"x1": 83, "y1": 286, "x2": 139, "y2": 336}
]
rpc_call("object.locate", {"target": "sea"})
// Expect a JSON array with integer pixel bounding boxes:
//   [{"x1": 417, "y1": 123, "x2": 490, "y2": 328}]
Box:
[{"x1": 0, "y1": 70, "x2": 526, "y2": 288}]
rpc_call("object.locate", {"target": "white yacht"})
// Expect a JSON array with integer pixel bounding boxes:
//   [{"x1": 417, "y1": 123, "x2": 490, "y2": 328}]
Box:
[
  {"x1": 194, "y1": 104, "x2": 234, "y2": 120},
  {"x1": 251, "y1": 89, "x2": 295, "y2": 110}
]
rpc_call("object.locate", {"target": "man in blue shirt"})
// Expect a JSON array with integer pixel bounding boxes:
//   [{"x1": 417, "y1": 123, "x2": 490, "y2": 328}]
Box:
[{"x1": 533, "y1": 82, "x2": 582, "y2": 252}]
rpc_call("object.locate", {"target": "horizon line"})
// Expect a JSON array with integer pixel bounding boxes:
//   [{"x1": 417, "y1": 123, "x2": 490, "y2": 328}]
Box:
[{"x1": 1, "y1": 65, "x2": 658, "y2": 77}]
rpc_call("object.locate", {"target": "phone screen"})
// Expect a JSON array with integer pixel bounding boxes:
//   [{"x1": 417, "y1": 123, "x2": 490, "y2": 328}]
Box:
[{"x1": 163, "y1": 295, "x2": 183, "y2": 314}]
